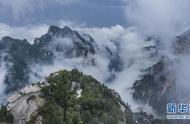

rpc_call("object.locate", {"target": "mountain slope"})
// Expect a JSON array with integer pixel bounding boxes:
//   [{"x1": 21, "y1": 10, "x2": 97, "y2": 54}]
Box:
[
  {"x1": 132, "y1": 29, "x2": 190, "y2": 115},
  {"x1": 1, "y1": 69, "x2": 133, "y2": 124}
]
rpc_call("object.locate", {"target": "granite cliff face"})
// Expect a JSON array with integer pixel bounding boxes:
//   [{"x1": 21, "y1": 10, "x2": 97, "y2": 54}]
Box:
[{"x1": 6, "y1": 84, "x2": 45, "y2": 124}]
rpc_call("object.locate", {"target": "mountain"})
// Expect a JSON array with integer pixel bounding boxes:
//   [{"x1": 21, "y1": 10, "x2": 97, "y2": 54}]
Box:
[
  {"x1": 132, "y1": 28, "x2": 190, "y2": 115},
  {"x1": 132, "y1": 58, "x2": 175, "y2": 114},
  {"x1": 0, "y1": 69, "x2": 133, "y2": 124},
  {"x1": 0, "y1": 25, "x2": 123, "y2": 94},
  {"x1": 173, "y1": 29, "x2": 190, "y2": 54},
  {"x1": 0, "y1": 25, "x2": 97, "y2": 93}
]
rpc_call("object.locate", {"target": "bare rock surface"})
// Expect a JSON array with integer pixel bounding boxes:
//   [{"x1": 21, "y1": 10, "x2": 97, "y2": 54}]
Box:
[{"x1": 7, "y1": 85, "x2": 45, "y2": 124}]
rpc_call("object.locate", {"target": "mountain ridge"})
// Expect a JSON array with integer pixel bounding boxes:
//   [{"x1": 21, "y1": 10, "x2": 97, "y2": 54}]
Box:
[{"x1": 0, "y1": 25, "x2": 97, "y2": 93}]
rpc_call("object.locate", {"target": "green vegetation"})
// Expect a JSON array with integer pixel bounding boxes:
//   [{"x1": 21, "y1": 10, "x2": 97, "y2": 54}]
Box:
[
  {"x1": 26, "y1": 114, "x2": 38, "y2": 124},
  {"x1": 39, "y1": 69, "x2": 133, "y2": 124},
  {"x1": 0, "y1": 106, "x2": 14, "y2": 122}
]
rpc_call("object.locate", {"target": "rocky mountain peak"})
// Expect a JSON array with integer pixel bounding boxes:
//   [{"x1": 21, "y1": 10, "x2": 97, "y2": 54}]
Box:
[
  {"x1": 48, "y1": 25, "x2": 74, "y2": 37},
  {"x1": 174, "y1": 29, "x2": 190, "y2": 54},
  {"x1": 1, "y1": 36, "x2": 15, "y2": 41},
  {"x1": 63, "y1": 25, "x2": 73, "y2": 32},
  {"x1": 48, "y1": 25, "x2": 62, "y2": 34}
]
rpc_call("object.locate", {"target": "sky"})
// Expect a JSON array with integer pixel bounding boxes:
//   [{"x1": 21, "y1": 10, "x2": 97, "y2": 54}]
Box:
[{"x1": 0, "y1": 0, "x2": 126, "y2": 27}]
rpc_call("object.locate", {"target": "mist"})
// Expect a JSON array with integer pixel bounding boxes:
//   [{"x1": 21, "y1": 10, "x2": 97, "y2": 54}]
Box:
[
  {"x1": 0, "y1": 52, "x2": 12, "y2": 104},
  {"x1": 125, "y1": 0, "x2": 190, "y2": 38},
  {"x1": 0, "y1": 23, "x2": 49, "y2": 43}
]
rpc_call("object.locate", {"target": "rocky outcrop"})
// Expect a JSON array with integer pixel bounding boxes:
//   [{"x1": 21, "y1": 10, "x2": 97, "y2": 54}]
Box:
[{"x1": 7, "y1": 84, "x2": 46, "y2": 124}]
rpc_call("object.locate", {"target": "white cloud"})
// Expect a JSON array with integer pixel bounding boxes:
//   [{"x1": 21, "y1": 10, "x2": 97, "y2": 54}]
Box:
[
  {"x1": 172, "y1": 54, "x2": 190, "y2": 103},
  {"x1": 124, "y1": 0, "x2": 190, "y2": 38},
  {"x1": 0, "y1": 23, "x2": 49, "y2": 43}
]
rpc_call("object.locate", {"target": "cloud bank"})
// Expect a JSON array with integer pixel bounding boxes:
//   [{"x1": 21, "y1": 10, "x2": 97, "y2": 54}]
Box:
[
  {"x1": 0, "y1": 23, "x2": 49, "y2": 43},
  {"x1": 125, "y1": 0, "x2": 190, "y2": 38}
]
